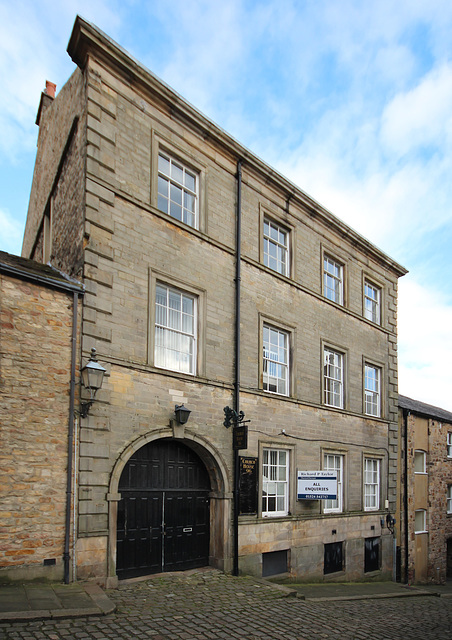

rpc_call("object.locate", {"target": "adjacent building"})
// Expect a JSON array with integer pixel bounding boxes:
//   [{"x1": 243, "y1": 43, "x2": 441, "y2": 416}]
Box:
[
  {"x1": 18, "y1": 16, "x2": 407, "y2": 585},
  {"x1": 0, "y1": 251, "x2": 83, "y2": 581},
  {"x1": 397, "y1": 395, "x2": 452, "y2": 583}
]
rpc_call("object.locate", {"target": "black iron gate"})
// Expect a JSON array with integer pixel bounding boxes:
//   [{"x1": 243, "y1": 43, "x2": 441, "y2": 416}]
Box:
[{"x1": 116, "y1": 440, "x2": 211, "y2": 579}]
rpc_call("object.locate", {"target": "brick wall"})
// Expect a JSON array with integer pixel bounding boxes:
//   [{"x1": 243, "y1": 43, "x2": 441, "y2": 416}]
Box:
[{"x1": 0, "y1": 273, "x2": 78, "y2": 580}]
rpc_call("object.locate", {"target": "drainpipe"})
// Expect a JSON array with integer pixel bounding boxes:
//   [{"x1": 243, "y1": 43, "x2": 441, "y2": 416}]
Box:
[
  {"x1": 403, "y1": 409, "x2": 409, "y2": 583},
  {"x1": 233, "y1": 159, "x2": 243, "y2": 577},
  {"x1": 64, "y1": 291, "x2": 79, "y2": 583}
]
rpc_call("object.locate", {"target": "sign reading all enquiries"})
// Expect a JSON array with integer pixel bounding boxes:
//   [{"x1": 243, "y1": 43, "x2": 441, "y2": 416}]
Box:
[{"x1": 297, "y1": 470, "x2": 337, "y2": 500}]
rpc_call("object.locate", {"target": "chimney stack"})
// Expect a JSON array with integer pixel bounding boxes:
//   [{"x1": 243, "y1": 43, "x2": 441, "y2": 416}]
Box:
[
  {"x1": 45, "y1": 80, "x2": 56, "y2": 99},
  {"x1": 36, "y1": 80, "x2": 57, "y2": 126}
]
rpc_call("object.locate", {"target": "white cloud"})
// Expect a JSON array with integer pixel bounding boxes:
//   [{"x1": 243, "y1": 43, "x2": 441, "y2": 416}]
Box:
[
  {"x1": 0, "y1": 0, "x2": 120, "y2": 159},
  {"x1": 381, "y1": 63, "x2": 452, "y2": 157},
  {"x1": 398, "y1": 276, "x2": 452, "y2": 411}
]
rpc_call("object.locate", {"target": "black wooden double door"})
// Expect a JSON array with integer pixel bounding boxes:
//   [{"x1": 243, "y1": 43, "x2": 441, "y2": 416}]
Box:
[{"x1": 117, "y1": 440, "x2": 211, "y2": 579}]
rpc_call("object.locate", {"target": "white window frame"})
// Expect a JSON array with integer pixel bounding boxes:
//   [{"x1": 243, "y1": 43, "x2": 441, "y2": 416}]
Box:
[
  {"x1": 323, "y1": 453, "x2": 343, "y2": 513},
  {"x1": 414, "y1": 509, "x2": 427, "y2": 534},
  {"x1": 263, "y1": 218, "x2": 289, "y2": 276},
  {"x1": 364, "y1": 364, "x2": 381, "y2": 417},
  {"x1": 324, "y1": 348, "x2": 344, "y2": 408},
  {"x1": 364, "y1": 280, "x2": 381, "y2": 325},
  {"x1": 262, "y1": 448, "x2": 289, "y2": 517},
  {"x1": 447, "y1": 486, "x2": 452, "y2": 514},
  {"x1": 324, "y1": 255, "x2": 343, "y2": 305},
  {"x1": 154, "y1": 283, "x2": 197, "y2": 375},
  {"x1": 364, "y1": 458, "x2": 380, "y2": 511},
  {"x1": 157, "y1": 152, "x2": 198, "y2": 228},
  {"x1": 414, "y1": 450, "x2": 427, "y2": 474},
  {"x1": 263, "y1": 325, "x2": 289, "y2": 396},
  {"x1": 447, "y1": 432, "x2": 452, "y2": 458}
]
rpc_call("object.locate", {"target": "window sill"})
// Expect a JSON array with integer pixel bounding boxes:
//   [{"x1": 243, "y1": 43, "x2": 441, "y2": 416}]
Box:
[{"x1": 263, "y1": 390, "x2": 290, "y2": 399}]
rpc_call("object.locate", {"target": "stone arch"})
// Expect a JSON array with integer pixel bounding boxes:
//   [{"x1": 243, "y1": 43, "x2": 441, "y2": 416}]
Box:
[{"x1": 106, "y1": 427, "x2": 231, "y2": 585}]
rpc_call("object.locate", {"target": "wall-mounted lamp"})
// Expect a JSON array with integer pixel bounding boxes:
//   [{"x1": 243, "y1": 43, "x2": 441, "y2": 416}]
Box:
[
  {"x1": 174, "y1": 404, "x2": 191, "y2": 425},
  {"x1": 80, "y1": 348, "x2": 106, "y2": 418},
  {"x1": 385, "y1": 513, "x2": 396, "y2": 535},
  {"x1": 380, "y1": 513, "x2": 396, "y2": 534}
]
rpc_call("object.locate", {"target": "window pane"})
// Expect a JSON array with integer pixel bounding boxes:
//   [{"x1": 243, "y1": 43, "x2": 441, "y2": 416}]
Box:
[
  {"x1": 323, "y1": 454, "x2": 343, "y2": 512},
  {"x1": 170, "y1": 183, "x2": 182, "y2": 205},
  {"x1": 324, "y1": 349, "x2": 343, "y2": 407},
  {"x1": 262, "y1": 448, "x2": 289, "y2": 516},
  {"x1": 185, "y1": 171, "x2": 196, "y2": 192},
  {"x1": 158, "y1": 154, "x2": 170, "y2": 176},
  {"x1": 154, "y1": 284, "x2": 196, "y2": 374},
  {"x1": 184, "y1": 192, "x2": 195, "y2": 213},
  {"x1": 158, "y1": 175, "x2": 168, "y2": 196},
  {"x1": 171, "y1": 162, "x2": 184, "y2": 184},
  {"x1": 157, "y1": 153, "x2": 198, "y2": 228},
  {"x1": 364, "y1": 281, "x2": 381, "y2": 324},
  {"x1": 415, "y1": 510, "x2": 426, "y2": 532},
  {"x1": 263, "y1": 325, "x2": 289, "y2": 396},
  {"x1": 324, "y1": 256, "x2": 343, "y2": 304},
  {"x1": 170, "y1": 201, "x2": 182, "y2": 220},
  {"x1": 414, "y1": 451, "x2": 425, "y2": 473},
  {"x1": 263, "y1": 218, "x2": 289, "y2": 276},
  {"x1": 364, "y1": 458, "x2": 379, "y2": 511}
]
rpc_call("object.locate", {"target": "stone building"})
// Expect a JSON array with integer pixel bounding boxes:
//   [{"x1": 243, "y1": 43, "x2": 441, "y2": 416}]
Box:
[
  {"x1": 0, "y1": 251, "x2": 83, "y2": 581},
  {"x1": 21, "y1": 16, "x2": 407, "y2": 585},
  {"x1": 397, "y1": 395, "x2": 452, "y2": 583}
]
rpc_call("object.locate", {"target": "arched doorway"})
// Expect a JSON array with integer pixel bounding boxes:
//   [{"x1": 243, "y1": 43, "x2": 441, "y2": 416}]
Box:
[{"x1": 116, "y1": 439, "x2": 211, "y2": 579}]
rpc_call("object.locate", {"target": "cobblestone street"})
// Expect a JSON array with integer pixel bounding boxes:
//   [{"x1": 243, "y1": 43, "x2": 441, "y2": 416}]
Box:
[{"x1": 1, "y1": 571, "x2": 451, "y2": 640}]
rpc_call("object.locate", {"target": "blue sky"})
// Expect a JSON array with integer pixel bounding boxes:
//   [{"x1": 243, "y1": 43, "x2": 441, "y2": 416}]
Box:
[{"x1": 1, "y1": 0, "x2": 452, "y2": 410}]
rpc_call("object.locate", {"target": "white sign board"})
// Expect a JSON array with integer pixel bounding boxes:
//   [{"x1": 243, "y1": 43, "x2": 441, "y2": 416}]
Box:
[{"x1": 297, "y1": 470, "x2": 337, "y2": 500}]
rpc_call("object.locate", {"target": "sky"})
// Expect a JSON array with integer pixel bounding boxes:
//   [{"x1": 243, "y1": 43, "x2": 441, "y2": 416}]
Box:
[{"x1": 1, "y1": 0, "x2": 451, "y2": 411}]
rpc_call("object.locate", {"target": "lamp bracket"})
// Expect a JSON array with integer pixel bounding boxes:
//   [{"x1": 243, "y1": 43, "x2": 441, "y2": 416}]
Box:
[{"x1": 223, "y1": 406, "x2": 250, "y2": 428}]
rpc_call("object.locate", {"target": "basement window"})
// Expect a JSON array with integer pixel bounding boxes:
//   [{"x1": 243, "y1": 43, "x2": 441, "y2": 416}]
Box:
[{"x1": 262, "y1": 549, "x2": 288, "y2": 577}]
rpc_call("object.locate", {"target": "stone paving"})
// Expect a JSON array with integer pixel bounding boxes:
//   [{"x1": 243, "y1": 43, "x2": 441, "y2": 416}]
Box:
[{"x1": 1, "y1": 570, "x2": 451, "y2": 640}]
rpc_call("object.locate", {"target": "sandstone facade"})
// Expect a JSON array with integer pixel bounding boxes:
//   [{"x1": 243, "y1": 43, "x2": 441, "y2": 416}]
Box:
[{"x1": 20, "y1": 16, "x2": 407, "y2": 585}]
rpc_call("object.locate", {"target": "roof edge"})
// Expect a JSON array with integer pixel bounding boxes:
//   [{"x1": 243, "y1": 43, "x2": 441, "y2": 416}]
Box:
[
  {"x1": 0, "y1": 252, "x2": 84, "y2": 295},
  {"x1": 67, "y1": 16, "x2": 408, "y2": 278},
  {"x1": 399, "y1": 394, "x2": 452, "y2": 424}
]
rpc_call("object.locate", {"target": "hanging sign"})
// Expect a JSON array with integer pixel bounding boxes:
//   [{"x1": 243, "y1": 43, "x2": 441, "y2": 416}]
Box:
[
  {"x1": 239, "y1": 456, "x2": 258, "y2": 514},
  {"x1": 233, "y1": 424, "x2": 248, "y2": 450},
  {"x1": 297, "y1": 470, "x2": 337, "y2": 500}
]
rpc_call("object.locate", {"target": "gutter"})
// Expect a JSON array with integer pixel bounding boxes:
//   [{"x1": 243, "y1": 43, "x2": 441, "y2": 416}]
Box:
[
  {"x1": 233, "y1": 159, "x2": 243, "y2": 577},
  {"x1": 0, "y1": 261, "x2": 84, "y2": 295}
]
